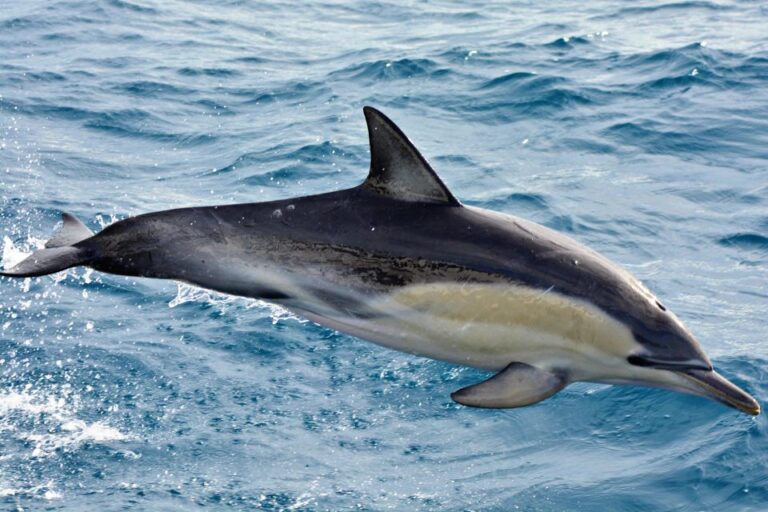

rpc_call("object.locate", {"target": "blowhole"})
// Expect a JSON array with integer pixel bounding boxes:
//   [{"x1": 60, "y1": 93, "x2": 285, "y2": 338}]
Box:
[{"x1": 655, "y1": 300, "x2": 666, "y2": 311}]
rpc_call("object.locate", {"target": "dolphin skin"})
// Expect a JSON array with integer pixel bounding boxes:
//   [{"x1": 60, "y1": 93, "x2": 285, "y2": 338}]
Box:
[{"x1": 1, "y1": 107, "x2": 759, "y2": 415}]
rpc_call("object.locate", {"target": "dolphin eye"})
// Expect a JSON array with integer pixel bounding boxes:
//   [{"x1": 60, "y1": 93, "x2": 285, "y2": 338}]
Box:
[{"x1": 655, "y1": 301, "x2": 666, "y2": 311}]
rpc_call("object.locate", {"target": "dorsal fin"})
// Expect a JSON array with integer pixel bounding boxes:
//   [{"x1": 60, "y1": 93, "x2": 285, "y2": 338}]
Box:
[{"x1": 360, "y1": 106, "x2": 460, "y2": 206}]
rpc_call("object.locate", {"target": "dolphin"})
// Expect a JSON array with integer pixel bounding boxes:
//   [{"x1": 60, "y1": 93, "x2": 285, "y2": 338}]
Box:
[{"x1": 0, "y1": 107, "x2": 759, "y2": 415}]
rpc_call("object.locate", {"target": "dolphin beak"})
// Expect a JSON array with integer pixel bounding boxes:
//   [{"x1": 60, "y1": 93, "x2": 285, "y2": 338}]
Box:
[{"x1": 681, "y1": 368, "x2": 760, "y2": 416}]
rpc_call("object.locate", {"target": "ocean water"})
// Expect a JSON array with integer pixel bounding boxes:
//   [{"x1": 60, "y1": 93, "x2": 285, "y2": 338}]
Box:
[{"x1": 1, "y1": 0, "x2": 767, "y2": 509}]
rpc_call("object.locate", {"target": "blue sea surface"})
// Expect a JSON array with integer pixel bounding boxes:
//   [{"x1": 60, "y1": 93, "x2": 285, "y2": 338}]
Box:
[{"x1": 1, "y1": 0, "x2": 767, "y2": 510}]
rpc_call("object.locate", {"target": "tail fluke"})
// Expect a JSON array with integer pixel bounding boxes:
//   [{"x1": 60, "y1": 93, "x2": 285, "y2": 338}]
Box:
[{"x1": 0, "y1": 213, "x2": 93, "y2": 278}]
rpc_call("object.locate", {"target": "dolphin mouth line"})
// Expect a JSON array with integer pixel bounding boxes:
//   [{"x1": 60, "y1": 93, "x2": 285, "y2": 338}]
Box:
[{"x1": 681, "y1": 369, "x2": 760, "y2": 416}]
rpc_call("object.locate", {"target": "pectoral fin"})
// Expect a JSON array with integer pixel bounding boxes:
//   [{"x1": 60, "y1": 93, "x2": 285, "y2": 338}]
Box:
[{"x1": 451, "y1": 362, "x2": 568, "y2": 409}]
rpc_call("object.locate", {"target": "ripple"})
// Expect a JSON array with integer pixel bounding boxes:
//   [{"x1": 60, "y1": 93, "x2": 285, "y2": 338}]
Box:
[
  {"x1": 112, "y1": 80, "x2": 195, "y2": 97},
  {"x1": 177, "y1": 67, "x2": 242, "y2": 78},
  {"x1": 330, "y1": 58, "x2": 453, "y2": 82},
  {"x1": 604, "y1": 122, "x2": 709, "y2": 155},
  {"x1": 237, "y1": 80, "x2": 330, "y2": 106},
  {"x1": 0, "y1": 16, "x2": 52, "y2": 31},
  {"x1": 480, "y1": 71, "x2": 540, "y2": 89},
  {"x1": 559, "y1": 137, "x2": 617, "y2": 154},
  {"x1": 207, "y1": 140, "x2": 352, "y2": 179},
  {"x1": 484, "y1": 192, "x2": 550, "y2": 213},
  {"x1": 602, "y1": 119, "x2": 768, "y2": 166},
  {"x1": 543, "y1": 35, "x2": 592, "y2": 50},
  {"x1": 40, "y1": 32, "x2": 78, "y2": 42},
  {"x1": 240, "y1": 165, "x2": 326, "y2": 187},
  {"x1": 612, "y1": 0, "x2": 734, "y2": 16},
  {"x1": 105, "y1": 0, "x2": 159, "y2": 14},
  {"x1": 718, "y1": 233, "x2": 768, "y2": 251},
  {"x1": 480, "y1": 72, "x2": 565, "y2": 91},
  {"x1": 229, "y1": 55, "x2": 271, "y2": 65}
]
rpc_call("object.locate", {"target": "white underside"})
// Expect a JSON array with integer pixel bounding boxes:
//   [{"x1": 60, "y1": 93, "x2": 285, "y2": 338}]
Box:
[
  {"x1": 199, "y1": 262, "x2": 699, "y2": 393},
  {"x1": 291, "y1": 281, "x2": 686, "y2": 386}
]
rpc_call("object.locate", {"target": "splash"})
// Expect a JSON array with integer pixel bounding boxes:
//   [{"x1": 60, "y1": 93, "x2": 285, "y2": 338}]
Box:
[
  {"x1": 0, "y1": 387, "x2": 129, "y2": 459},
  {"x1": 1, "y1": 234, "x2": 35, "y2": 270},
  {"x1": 169, "y1": 281, "x2": 303, "y2": 325},
  {"x1": 0, "y1": 481, "x2": 62, "y2": 501}
]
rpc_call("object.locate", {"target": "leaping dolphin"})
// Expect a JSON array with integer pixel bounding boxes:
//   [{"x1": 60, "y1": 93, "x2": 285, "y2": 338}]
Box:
[{"x1": 1, "y1": 107, "x2": 759, "y2": 415}]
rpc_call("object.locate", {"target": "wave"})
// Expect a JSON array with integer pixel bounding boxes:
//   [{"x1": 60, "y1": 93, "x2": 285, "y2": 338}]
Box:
[
  {"x1": 111, "y1": 80, "x2": 196, "y2": 97},
  {"x1": 718, "y1": 233, "x2": 768, "y2": 251},
  {"x1": 330, "y1": 58, "x2": 456, "y2": 82},
  {"x1": 104, "y1": 0, "x2": 159, "y2": 14},
  {"x1": 611, "y1": 0, "x2": 734, "y2": 16},
  {"x1": 543, "y1": 35, "x2": 592, "y2": 50},
  {"x1": 177, "y1": 67, "x2": 242, "y2": 78},
  {"x1": 238, "y1": 80, "x2": 331, "y2": 106},
  {"x1": 602, "y1": 119, "x2": 768, "y2": 164},
  {"x1": 206, "y1": 140, "x2": 356, "y2": 178}
]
